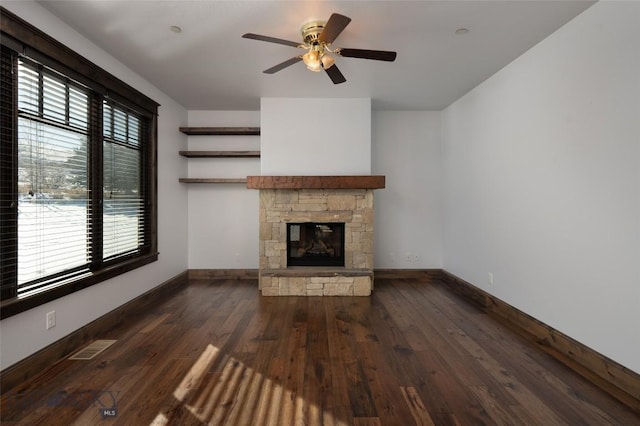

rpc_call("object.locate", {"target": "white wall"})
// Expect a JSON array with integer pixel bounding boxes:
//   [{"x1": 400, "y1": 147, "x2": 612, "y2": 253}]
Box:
[
  {"x1": 0, "y1": 1, "x2": 188, "y2": 370},
  {"x1": 442, "y1": 1, "x2": 640, "y2": 373},
  {"x1": 185, "y1": 108, "x2": 439, "y2": 270},
  {"x1": 186, "y1": 111, "x2": 260, "y2": 269},
  {"x1": 372, "y1": 111, "x2": 442, "y2": 268},
  {"x1": 260, "y1": 98, "x2": 371, "y2": 175}
]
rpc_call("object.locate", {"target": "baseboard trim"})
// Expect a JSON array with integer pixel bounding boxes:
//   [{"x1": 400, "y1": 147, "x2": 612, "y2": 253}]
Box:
[
  {"x1": 441, "y1": 270, "x2": 640, "y2": 413},
  {"x1": 188, "y1": 269, "x2": 259, "y2": 280},
  {"x1": 0, "y1": 270, "x2": 188, "y2": 394},
  {"x1": 374, "y1": 268, "x2": 442, "y2": 281}
]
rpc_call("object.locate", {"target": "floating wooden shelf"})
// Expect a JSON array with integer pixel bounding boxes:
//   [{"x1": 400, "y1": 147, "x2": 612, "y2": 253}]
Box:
[
  {"x1": 179, "y1": 127, "x2": 260, "y2": 136},
  {"x1": 179, "y1": 178, "x2": 248, "y2": 184},
  {"x1": 179, "y1": 151, "x2": 260, "y2": 158},
  {"x1": 178, "y1": 126, "x2": 259, "y2": 184}
]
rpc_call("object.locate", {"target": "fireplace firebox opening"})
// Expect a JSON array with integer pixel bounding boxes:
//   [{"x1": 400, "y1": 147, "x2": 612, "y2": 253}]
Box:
[{"x1": 287, "y1": 223, "x2": 345, "y2": 267}]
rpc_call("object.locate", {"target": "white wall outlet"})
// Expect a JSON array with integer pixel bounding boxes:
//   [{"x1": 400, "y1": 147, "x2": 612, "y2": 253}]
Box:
[
  {"x1": 488, "y1": 272, "x2": 494, "y2": 285},
  {"x1": 46, "y1": 311, "x2": 56, "y2": 330}
]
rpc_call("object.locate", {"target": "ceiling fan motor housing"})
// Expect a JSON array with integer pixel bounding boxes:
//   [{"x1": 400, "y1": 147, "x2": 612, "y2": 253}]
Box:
[{"x1": 301, "y1": 20, "x2": 326, "y2": 45}]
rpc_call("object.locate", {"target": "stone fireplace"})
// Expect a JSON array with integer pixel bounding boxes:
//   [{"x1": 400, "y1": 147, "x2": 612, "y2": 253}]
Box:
[{"x1": 247, "y1": 176, "x2": 385, "y2": 296}]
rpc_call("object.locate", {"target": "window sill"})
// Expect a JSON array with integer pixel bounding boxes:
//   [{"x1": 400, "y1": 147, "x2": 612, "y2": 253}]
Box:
[{"x1": 0, "y1": 252, "x2": 158, "y2": 320}]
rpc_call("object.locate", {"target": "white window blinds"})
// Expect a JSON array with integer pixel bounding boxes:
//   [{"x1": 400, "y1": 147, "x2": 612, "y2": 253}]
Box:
[{"x1": 17, "y1": 59, "x2": 91, "y2": 293}]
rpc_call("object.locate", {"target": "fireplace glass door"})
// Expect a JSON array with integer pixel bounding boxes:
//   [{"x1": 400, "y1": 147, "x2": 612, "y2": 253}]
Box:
[{"x1": 287, "y1": 223, "x2": 345, "y2": 267}]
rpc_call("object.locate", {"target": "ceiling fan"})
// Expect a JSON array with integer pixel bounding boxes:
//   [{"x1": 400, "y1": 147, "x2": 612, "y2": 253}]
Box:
[{"x1": 242, "y1": 13, "x2": 397, "y2": 84}]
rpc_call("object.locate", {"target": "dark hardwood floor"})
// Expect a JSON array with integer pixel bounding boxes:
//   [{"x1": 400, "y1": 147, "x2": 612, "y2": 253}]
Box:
[{"x1": 1, "y1": 277, "x2": 638, "y2": 425}]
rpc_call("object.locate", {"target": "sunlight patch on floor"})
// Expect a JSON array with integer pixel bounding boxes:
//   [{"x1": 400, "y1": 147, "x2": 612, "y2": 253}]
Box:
[
  {"x1": 150, "y1": 344, "x2": 348, "y2": 425},
  {"x1": 149, "y1": 412, "x2": 169, "y2": 425},
  {"x1": 173, "y1": 343, "x2": 220, "y2": 402}
]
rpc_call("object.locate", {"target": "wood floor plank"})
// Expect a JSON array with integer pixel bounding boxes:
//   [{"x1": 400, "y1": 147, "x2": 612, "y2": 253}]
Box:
[
  {"x1": 354, "y1": 417, "x2": 382, "y2": 425},
  {"x1": 383, "y1": 285, "x2": 490, "y2": 388},
  {"x1": 280, "y1": 319, "x2": 307, "y2": 426},
  {"x1": 392, "y1": 285, "x2": 521, "y2": 407},
  {"x1": 324, "y1": 297, "x2": 360, "y2": 424},
  {"x1": 468, "y1": 385, "x2": 527, "y2": 426},
  {"x1": 395, "y1": 282, "x2": 556, "y2": 413},
  {"x1": 331, "y1": 298, "x2": 379, "y2": 419},
  {"x1": 357, "y1": 341, "x2": 418, "y2": 425},
  {"x1": 302, "y1": 298, "x2": 333, "y2": 424},
  {"x1": 413, "y1": 347, "x2": 494, "y2": 425},
  {"x1": 366, "y1": 289, "x2": 454, "y2": 417},
  {"x1": 113, "y1": 359, "x2": 194, "y2": 425},
  {"x1": 372, "y1": 283, "x2": 478, "y2": 416},
  {"x1": 2, "y1": 278, "x2": 638, "y2": 425},
  {"x1": 405, "y1": 280, "x2": 502, "y2": 342},
  {"x1": 448, "y1": 327, "x2": 570, "y2": 425},
  {"x1": 400, "y1": 386, "x2": 436, "y2": 426},
  {"x1": 484, "y1": 337, "x2": 629, "y2": 425}
]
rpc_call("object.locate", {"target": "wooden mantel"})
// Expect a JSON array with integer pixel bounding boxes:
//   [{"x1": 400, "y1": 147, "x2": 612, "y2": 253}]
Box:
[{"x1": 246, "y1": 175, "x2": 385, "y2": 190}]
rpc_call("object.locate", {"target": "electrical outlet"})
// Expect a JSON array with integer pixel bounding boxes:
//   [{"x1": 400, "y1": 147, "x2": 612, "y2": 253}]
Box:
[
  {"x1": 46, "y1": 311, "x2": 56, "y2": 330},
  {"x1": 488, "y1": 272, "x2": 494, "y2": 285},
  {"x1": 405, "y1": 253, "x2": 412, "y2": 263}
]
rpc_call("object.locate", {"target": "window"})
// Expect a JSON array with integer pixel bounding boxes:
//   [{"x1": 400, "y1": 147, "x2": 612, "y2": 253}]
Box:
[
  {"x1": 1, "y1": 8, "x2": 158, "y2": 318},
  {"x1": 17, "y1": 59, "x2": 91, "y2": 289},
  {"x1": 102, "y1": 101, "x2": 145, "y2": 261}
]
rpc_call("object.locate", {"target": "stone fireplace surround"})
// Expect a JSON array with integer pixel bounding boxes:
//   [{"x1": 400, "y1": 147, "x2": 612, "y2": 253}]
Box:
[{"x1": 247, "y1": 176, "x2": 385, "y2": 296}]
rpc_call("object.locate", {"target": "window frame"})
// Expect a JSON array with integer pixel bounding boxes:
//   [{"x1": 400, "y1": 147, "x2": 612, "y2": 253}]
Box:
[{"x1": 0, "y1": 7, "x2": 159, "y2": 319}]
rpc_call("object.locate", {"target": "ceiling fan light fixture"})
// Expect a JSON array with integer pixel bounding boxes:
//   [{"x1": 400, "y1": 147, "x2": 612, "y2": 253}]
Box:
[
  {"x1": 302, "y1": 50, "x2": 318, "y2": 65},
  {"x1": 303, "y1": 49, "x2": 322, "y2": 72},
  {"x1": 306, "y1": 61, "x2": 322, "y2": 72},
  {"x1": 321, "y1": 54, "x2": 335, "y2": 69}
]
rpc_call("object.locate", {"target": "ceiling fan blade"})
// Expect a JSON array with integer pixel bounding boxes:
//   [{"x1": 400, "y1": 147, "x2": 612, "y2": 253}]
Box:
[
  {"x1": 318, "y1": 13, "x2": 351, "y2": 44},
  {"x1": 336, "y1": 48, "x2": 397, "y2": 62},
  {"x1": 263, "y1": 57, "x2": 303, "y2": 74},
  {"x1": 324, "y1": 64, "x2": 346, "y2": 84},
  {"x1": 242, "y1": 33, "x2": 302, "y2": 48}
]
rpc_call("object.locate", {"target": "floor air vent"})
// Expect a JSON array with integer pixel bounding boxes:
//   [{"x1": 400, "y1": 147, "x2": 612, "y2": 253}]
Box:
[{"x1": 68, "y1": 340, "x2": 117, "y2": 360}]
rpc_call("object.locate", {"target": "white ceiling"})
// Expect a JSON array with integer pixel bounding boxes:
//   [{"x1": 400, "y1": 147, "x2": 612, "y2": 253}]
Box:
[{"x1": 35, "y1": 1, "x2": 595, "y2": 111}]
